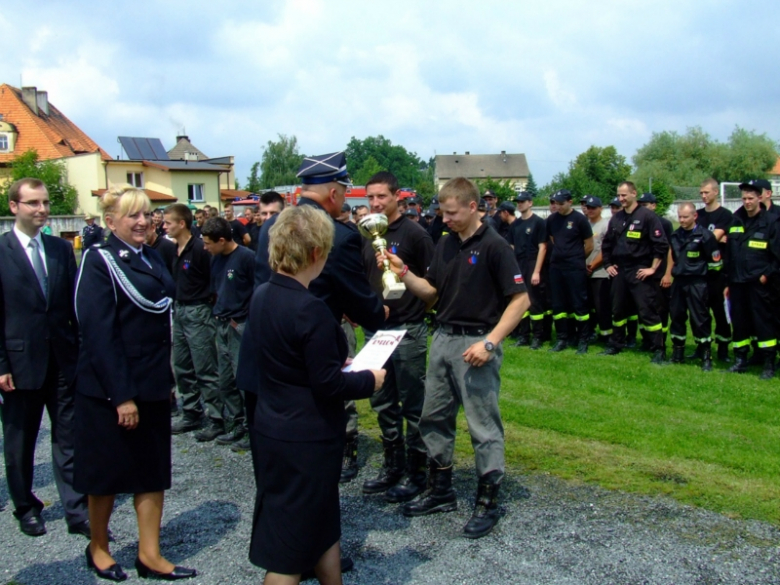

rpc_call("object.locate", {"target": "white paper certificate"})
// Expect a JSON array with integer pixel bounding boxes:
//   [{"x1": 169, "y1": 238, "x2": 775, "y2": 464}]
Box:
[{"x1": 343, "y1": 330, "x2": 407, "y2": 372}]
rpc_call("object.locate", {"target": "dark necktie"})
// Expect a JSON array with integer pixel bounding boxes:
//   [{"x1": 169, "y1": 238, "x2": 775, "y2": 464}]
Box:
[{"x1": 28, "y1": 239, "x2": 48, "y2": 297}]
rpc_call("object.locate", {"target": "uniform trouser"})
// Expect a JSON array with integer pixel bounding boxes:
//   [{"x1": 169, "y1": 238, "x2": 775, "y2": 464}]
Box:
[
  {"x1": 669, "y1": 277, "x2": 712, "y2": 345},
  {"x1": 549, "y1": 265, "x2": 590, "y2": 342},
  {"x1": 0, "y1": 359, "x2": 87, "y2": 525},
  {"x1": 609, "y1": 269, "x2": 663, "y2": 351},
  {"x1": 656, "y1": 278, "x2": 671, "y2": 337},
  {"x1": 542, "y1": 263, "x2": 553, "y2": 340},
  {"x1": 172, "y1": 302, "x2": 222, "y2": 422},
  {"x1": 706, "y1": 272, "x2": 731, "y2": 344},
  {"x1": 420, "y1": 330, "x2": 504, "y2": 480},
  {"x1": 365, "y1": 321, "x2": 427, "y2": 452},
  {"x1": 215, "y1": 318, "x2": 246, "y2": 428},
  {"x1": 516, "y1": 258, "x2": 546, "y2": 340},
  {"x1": 342, "y1": 320, "x2": 359, "y2": 440},
  {"x1": 729, "y1": 282, "x2": 777, "y2": 353},
  {"x1": 768, "y1": 274, "x2": 780, "y2": 351},
  {"x1": 589, "y1": 277, "x2": 612, "y2": 338}
]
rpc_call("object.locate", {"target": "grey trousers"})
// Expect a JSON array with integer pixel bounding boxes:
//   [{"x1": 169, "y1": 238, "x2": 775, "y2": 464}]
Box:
[
  {"x1": 342, "y1": 320, "x2": 359, "y2": 440},
  {"x1": 215, "y1": 319, "x2": 246, "y2": 428},
  {"x1": 365, "y1": 321, "x2": 427, "y2": 451},
  {"x1": 172, "y1": 302, "x2": 222, "y2": 423},
  {"x1": 420, "y1": 330, "x2": 505, "y2": 480}
]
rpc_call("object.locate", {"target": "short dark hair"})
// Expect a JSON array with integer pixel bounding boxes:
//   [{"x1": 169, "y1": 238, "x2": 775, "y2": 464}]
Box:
[
  {"x1": 9, "y1": 178, "x2": 45, "y2": 203},
  {"x1": 366, "y1": 171, "x2": 399, "y2": 194},
  {"x1": 164, "y1": 203, "x2": 193, "y2": 230},
  {"x1": 618, "y1": 181, "x2": 637, "y2": 194},
  {"x1": 260, "y1": 191, "x2": 285, "y2": 207},
  {"x1": 354, "y1": 205, "x2": 368, "y2": 213},
  {"x1": 201, "y1": 217, "x2": 233, "y2": 242},
  {"x1": 194, "y1": 208, "x2": 205, "y2": 216}
]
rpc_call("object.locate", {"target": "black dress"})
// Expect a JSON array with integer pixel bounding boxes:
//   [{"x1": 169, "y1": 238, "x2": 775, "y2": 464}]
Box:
[
  {"x1": 73, "y1": 233, "x2": 176, "y2": 495},
  {"x1": 240, "y1": 273, "x2": 374, "y2": 574}
]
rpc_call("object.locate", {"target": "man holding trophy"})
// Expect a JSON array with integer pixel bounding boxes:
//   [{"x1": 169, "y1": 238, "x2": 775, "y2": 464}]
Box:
[{"x1": 359, "y1": 172, "x2": 435, "y2": 503}]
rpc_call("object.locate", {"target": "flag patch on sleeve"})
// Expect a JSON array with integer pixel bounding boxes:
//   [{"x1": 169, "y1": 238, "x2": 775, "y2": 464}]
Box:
[{"x1": 514, "y1": 274, "x2": 524, "y2": 284}]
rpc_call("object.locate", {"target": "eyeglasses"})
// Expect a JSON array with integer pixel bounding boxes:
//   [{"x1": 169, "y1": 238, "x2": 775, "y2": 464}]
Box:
[{"x1": 17, "y1": 200, "x2": 51, "y2": 209}]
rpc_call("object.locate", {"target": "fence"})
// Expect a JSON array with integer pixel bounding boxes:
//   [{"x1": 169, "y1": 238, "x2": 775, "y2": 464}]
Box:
[{"x1": 0, "y1": 215, "x2": 89, "y2": 243}]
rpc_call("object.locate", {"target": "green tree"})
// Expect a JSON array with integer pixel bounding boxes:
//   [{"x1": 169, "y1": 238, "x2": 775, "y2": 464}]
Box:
[
  {"x1": 345, "y1": 135, "x2": 426, "y2": 188},
  {"x1": 259, "y1": 134, "x2": 305, "y2": 189},
  {"x1": 541, "y1": 145, "x2": 631, "y2": 203},
  {"x1": 0, "y1": 149, "x2": 78, "y2": 215},
  {"x1": 475, "y1": 177, "x2": 516, "y2": 202},
  {"x1": 245, "y1": 161, "x2": 262, "y2": 193},
  {"x1": 525, "y1": 173, "x2": 539, "y2": 197},
  {"x1": 352, "y1": 155, "x2": 386, "y2": 186}
]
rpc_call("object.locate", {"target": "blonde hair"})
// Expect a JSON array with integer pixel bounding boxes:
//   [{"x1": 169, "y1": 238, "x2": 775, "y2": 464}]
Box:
[
  {"x1": 99, "y1": 184, "x2": 150, "y2": 221},
  {"x1": 438, "y1": 177, "x2": 479, "y2": 206},
  {"x1": 269, "y1": 205, "x2": 334, "y2": 275}
]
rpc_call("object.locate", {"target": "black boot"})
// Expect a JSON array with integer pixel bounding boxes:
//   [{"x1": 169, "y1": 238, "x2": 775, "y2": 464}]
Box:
[
  {"x1": 402, "y1": 463, "x2": 457, "y2": 517},
  {"x1": 575, "y1": 338, "x2": 588, "y2": 354},
  {"x1": 670, "y1": 344, "x2": 685, "y2": 364},
  {"x1": 760, "y1": 352, "x2": 776, "y2": 380},
  {"x1": 385, "y1": 449, "x2": 427, "y2": 503},
  {"x1": 728, "y1": 349, "x2": 749, "y2": 374},
  {"x1": 513, "y1": 336, "x2": 530, "y2": 347},
  {"x1": 339, "y1": 437, "x2": 359, "y2": 484},
  {"x1": 747, "y1": 341, "x2": 763, "y2": 366},
  {"x1": 548, "y1": 338, "x2": 568, "y2": 352},
  {"x1": 363, "y1": 439, "x2": 405, "y2": 494},
  {"x1": 701, "y1": 343, "x2": 713, "y2": 372},
  {"x1": 650, "y1": 349, "x2": 665, "y2": 364},
  {"x1": 463, "y1": 472, "x2": 501, "y2": 539},
  {"x1": 685, "y1": 345, "x2": 703, "y2": 360},
  {"x1": 717, "y1": 343, "x2": 731, "y2": 363},
  {"x1": 529, "y1": 337, "x2": 543, "y2": 350}
]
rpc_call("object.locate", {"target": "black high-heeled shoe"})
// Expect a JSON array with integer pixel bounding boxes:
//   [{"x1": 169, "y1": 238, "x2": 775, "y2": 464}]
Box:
[
  {"x1": 134, "y1": 557, "x2": 197, "y2": 580},
  {"x1": 85, "y1": 544, "x2": 127, "y2": 582}
]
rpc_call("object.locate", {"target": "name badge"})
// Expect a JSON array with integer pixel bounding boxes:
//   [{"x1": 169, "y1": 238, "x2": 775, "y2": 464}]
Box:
[
  {"x1": 626, "y1": 231, "x2": 641, "y2": 239},
  {"x1": 729, "y1": 226, "x2": 744, "y2": 234},
  {"x1": 687, "y1": 251, "x2": 700, "y2": 258},
  {"x1": 748, "y1": 240, "x2": 767, "y2": 250}
]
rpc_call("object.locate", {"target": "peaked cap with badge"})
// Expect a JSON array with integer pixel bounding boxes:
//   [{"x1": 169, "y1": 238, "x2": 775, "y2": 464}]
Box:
[{"x1": 297, "y1": 152, "x2": 352, "y2": 186}]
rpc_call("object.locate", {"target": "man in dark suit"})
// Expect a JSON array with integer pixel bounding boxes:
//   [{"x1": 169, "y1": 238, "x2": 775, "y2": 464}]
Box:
[{"x1": 0, "y1": 178, "x2": 89, "y2": 537}]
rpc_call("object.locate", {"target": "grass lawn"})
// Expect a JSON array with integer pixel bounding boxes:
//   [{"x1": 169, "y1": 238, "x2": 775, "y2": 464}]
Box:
[{"x1": 355, "y1": 329, "x2": 780, "y2": 524}]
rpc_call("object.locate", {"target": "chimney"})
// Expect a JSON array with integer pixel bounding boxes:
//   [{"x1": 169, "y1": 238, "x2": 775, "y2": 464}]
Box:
[
  {"x1": 501, "y1": 150, "x2": 506, "y2": 155},
  {"x1": 452, "y1": 151, "x2": 456, "y2": 155},
  {"x1": 176, "y1": 135, "x2": 189, "y2": 143},
  {"x1": 21, "y1": 87, "x2": 38, "y2": 115},
  {"x1": 465, "y1": 151, "x2": 470, "y2": 155},
  {"x1": 36, "y1": 90, "x2": 49, "y2": 116}
]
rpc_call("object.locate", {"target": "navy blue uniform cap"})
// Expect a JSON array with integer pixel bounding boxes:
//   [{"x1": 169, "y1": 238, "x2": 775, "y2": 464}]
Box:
[{"x1": 297, "y1": 152, "x2": 351, "y2": 185}]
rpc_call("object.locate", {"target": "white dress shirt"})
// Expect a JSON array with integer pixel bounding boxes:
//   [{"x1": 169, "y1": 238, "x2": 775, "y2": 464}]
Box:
[{"x1": 13, "y1": 225, "x2": 48, "y2": 276}]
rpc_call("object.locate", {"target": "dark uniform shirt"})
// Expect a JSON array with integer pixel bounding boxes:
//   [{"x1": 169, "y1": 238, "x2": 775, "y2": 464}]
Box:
[
  {"x1": 507, "y1": 214, "x2": 546, "y2": 263},
  {"x1": 602, "y1": 206, "x2": 669, "y2": 270},
  {"x1": 230, "y1": 219, "x2": 248, "y2": 246},
  {"x1": 150, "y1": 235, "x2": 176, "y2": 275},
  {"x1": 82, "y1": 223, "x2": 104, "y2": 249},
  {"x1": 361, "y1": 215, "x2": 434, "y2": 327},
  {"x1": 725, "y1": 207, "x2": 780, "y2": 283},
  {"x1": 670, "y1": 225, "x2": 721, "y2": 277},
  {"x1": 546, "y1": 211, "x2": 593, "y2": 269},
  {"x1": 191, "y1": 224, "x2": 202, "y2": 239},
  {"x1": 425, "y1": 223, "x2": 526, "y2": 328},
  {"x1": 655, "y1": 216, "x2": 674, "y2": 279},
  {"x1": 427, "y1": 215, "x2": 447, "y2": 245},
  {"x1": 696, "y1": 205, "x2": 732, "y2": 259},
  {"x1": 248, "y1": 223, "x2": 262, "y2": 252},
  {"x1": 171, "y1": 235, "x2": 212, "y2": 303},
  {"x1": 211, "y1": 245, "x2": 255, "y2": 319}
]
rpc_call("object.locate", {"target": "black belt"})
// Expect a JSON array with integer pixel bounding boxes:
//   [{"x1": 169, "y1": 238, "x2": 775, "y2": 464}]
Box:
[
  {"x1": 439, "y1": 324, "x2": 490, "y2": 336},
  {"x1": 215, "y1": 315, "x2": 246, "y2": 323}
]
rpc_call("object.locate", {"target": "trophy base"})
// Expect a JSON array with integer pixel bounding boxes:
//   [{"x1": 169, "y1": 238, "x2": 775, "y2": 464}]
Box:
[{"x1": 382, "y1": 282, "x2": 406, "y2": 300}]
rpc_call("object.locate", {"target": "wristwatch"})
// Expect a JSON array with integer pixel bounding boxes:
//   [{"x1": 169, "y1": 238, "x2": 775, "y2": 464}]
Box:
[{"x1": 484, "y1": 340, "x2": 495, "y2": 352}]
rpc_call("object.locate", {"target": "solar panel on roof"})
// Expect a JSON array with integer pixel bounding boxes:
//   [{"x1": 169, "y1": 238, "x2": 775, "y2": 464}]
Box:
[{"x1": 117, "y1": 137, "x2": 171, "y2": 161}]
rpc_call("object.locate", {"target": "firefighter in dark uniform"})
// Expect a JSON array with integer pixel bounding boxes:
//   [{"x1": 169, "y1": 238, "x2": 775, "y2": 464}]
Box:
[
  {"x1": 82, "y1": 214, "x2": 104, "y2": 249},
  {"x1": 600, "y1": 181, "x2": 669, "y2": 362},
  {"x1": 494, "y1": 201, "x2": 515, "y2": 241},
  {"x1": 426, "y1": 197, "x2": 447, "y2": 245},
  {"x1": 668, "y1": 202, "x2": 722, "y2": 370},
  {"x1": 696, "y1": 178, "x2": 734, "y2": 362},
  {"x1": 546, "y1": 189, "x2": 593, "y2": 353},
  {"x1": 638, "y1": 193, "x2": 674, "y2": 351},
  {"x1": 507, "y1": 192, "x2": 547, "y2": 349},
  {"x1": 724, "y1": 181, "x2": 780, "y2": 379}
]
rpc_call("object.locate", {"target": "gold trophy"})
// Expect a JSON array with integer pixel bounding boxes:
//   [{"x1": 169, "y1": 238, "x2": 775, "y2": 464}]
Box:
[{"x1": 358, "y1": 213, "x2": 407, "y2": 300}]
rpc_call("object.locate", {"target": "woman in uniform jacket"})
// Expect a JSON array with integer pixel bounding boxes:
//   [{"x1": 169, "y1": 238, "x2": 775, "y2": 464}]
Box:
[
  {"x1": 74, "y1": 185, "x2": 196, "y2": 582},
  {"x1": 240, "y1": 205, "x2": 385, "y2": 585}
]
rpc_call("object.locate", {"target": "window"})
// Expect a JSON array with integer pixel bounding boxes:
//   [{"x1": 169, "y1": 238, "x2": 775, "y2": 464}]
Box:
[
  {"x1": 0, "y1": 134, "x2": 8, "y2": 152},
  {"x1": 126, "y1": 172, "x2": 144, "y2": 187},
  {"x1": 188, "y1": 184, "x2": 205, "y2": 202}
]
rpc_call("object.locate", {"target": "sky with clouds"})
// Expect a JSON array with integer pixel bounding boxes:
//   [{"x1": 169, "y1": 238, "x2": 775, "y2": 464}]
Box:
[{"x1": 1, "y1": 0, "x2": 778, "y2": 187}]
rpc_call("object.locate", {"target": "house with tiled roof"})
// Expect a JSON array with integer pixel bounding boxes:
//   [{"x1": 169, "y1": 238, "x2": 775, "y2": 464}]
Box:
[
  {"x1": 769, "y1": 157, "x2": 780, "y2": 192},
  {"x1": 435, "y1": 151, "x2": 530, "y2": 192}
]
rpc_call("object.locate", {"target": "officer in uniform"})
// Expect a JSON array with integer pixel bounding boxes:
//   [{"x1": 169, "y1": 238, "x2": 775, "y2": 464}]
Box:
[
  {"x1": 638, "y1": 193, "x2": 674, "y2": 351},
  {"x1": 507, "y1": 192, "x2": 547, "y2": 349},
  {"x1": 360, "y1": 171, "x2": 434, "y2": 503},
  {"x1": 583, "y1": 196, "x2": 611, "y2": 344},
  {"x1": 383, "y1": 177, "x2": 529, "y2": 539},
  {"x1": 493, "y1": 201, "x2": 515, "y2": 240},
  {"x1": 696, "y1": 178, "x2": 733, "y2": 362},
  {"x1": 668, "y1": 202, "x2": 722, "y2": 370},
  {"x1": 426, "y1": 197, "x2": 447, "y2": 245},
  {"x1": 82, "y1": 214, "x2": 104, "y2": 249},
  {"x1": 546, "y1": 189, "x2": 593, "y2": 353},
  {"x1": 601, "y1": 181, "x2": 669, "y2": 362},
  {"x1": 724, "y1": 181, "x2": 780, "y2": 379}
]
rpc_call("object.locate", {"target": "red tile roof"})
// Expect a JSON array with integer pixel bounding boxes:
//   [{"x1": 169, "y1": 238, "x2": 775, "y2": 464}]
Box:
[
  {"x1": 221, "y1": 189, "x2": 255, "y2": 201},
  {"x1": 0, "y1": 84, "x2": 110, "y2": 164},
  {"x1": 92, "y1": 189, "x2": 178, "y2": 202}
]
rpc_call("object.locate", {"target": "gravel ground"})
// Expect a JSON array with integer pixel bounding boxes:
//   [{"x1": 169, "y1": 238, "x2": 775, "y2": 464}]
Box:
[{"x1": 2, "y1": 416, "x2": 780, "y2": 585}]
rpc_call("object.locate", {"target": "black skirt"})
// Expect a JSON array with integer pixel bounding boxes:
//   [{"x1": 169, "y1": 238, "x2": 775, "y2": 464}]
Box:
[
  {"x1": 249, "y1": 432, "x2": 343, "y2": 575},
  {"x1": 73, "y1": 393, "x2": 172, "y2": 495}
]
